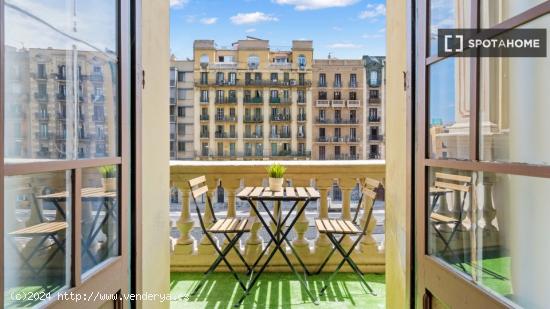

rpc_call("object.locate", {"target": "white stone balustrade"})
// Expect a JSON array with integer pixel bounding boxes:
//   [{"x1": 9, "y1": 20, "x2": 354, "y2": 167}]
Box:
[{"x1": 170, "y1": 160, "x2": 386, "y2": 273}]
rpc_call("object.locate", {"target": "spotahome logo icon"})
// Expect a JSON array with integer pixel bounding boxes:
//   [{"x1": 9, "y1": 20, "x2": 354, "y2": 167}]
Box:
[{"x1": 438, "y1": 28, "x2": 547, "y2": 57}]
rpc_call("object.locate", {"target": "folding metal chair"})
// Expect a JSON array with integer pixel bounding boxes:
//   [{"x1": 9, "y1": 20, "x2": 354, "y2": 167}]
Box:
[
  {"x1": 315, "y1": 177, "x2": 382, "y2": 296},
  {"x1": 429, "y1": 172, "x2": 471, "y2": 264},
  {"x1": 187, "y1": 176, "x2": 253, "y2": 296}
]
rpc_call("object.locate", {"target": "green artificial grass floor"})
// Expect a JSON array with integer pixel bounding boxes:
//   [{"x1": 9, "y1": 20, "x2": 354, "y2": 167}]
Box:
[{"x1": 170, "y1": 272, "x2": 386, "y2": 308}]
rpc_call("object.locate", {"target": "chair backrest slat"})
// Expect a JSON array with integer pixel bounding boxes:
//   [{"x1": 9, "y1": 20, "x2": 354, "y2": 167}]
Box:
[
  {"x1": 434, "y1": 181, "x2": 469, "y2": 192},
  {"x1": 189, "y1": 175, "x2": 206, "y2": 187},
  {"x1": 192, "y1": 185, "x2": 209, "y2": 198},
  {"x1": 364, "y1": 177, "x2": 381, "y2": 188},
  {"x1": 435, "y1": 172, "x2": 471, "y2": 183},
  {"x1": 362, "y1": 188, "x2": 377, "y2": 200}
]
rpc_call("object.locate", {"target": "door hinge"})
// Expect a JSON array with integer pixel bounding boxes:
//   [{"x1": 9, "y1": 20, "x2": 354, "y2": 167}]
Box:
[
  {"x1": 142, "y1": 70, "x2": 146, "y2": 89},
  {"x1": 403, "y1": 70, "x2": 408, "y2": 91}
]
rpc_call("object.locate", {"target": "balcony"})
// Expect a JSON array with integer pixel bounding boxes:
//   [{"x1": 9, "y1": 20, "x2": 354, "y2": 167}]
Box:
[
  {"x1": 333, "y1": 81, "x2": 343, "y2": 88},
  {"x1": 332, "y1": 100, "x2": 345, "y2": 107},
  {"x1": 244, "y1": 115, "x2": 263, "y2": 123},
  {"x1": 349, "y1": 81, "x2": 358, "y2": 88},
  {"x1": 269, "y1": 62, "x2": 292, "y2": 69},
  {"x1": 215, "y1": 96, "x2": 237, "y2": 104},
  {"x1": 369, "y1": 116, "x2": 382, "y2": 123},
  {"x1": 316, "y1": 100, "x2": 330, "y2": 107},
  {"x1": 91, "y1": 94, "x2": 105, "y2": 103},
  {"x1": 35, "y1": 112, "x2": 49, "y2": 121},
  {"x1": 200, "y1": 97, "x2": 209, "y2": 104},
  {"x1": 170, "y1": 115, "x2": 176, "y2": 123},
  {"x1": 369, "y1": 134, "x2": 384, "y2": 141},
  {"x1": 244, "y1": 97, "x2": 263, "y2": 104},
  {"x1": 369, "y1": 97, "x2": 381, "y2": 104},
  {"x1": 89, "y1": 73, "x2": 104, "y2": 82},
  {"x1": 35, "y1": 132, "x2": 53, "y2": 140},
  {"x1": 169, "y1": 160, "x2": 386, "y2": 285},
  {"x1": 297, "y1": 114, "x2": 306, "y2": 122},
  {"x1": 347, "y1": 100, "x2": 361, "y2": 108},
  {"x1": 318, "y1": 81, "x2": 327, "y2": 87},
  {"x1": 200, "y1": 132, "x2": 209, "y2": 138},
  {"x1": 270, "y1": 114, "x2": 291, "y2": 122},
  {"x1": 269, "y1": 132, "x2": 291, "y2": 139},
  {"x1": 211, "y1": 62, "x2": 237, "y2": 69},
  {"x1": 55, "y1": 73, "x2": 66, "y2": 81},
  {"x1": 330, "y1": 154, "x2": 360, "y2": 160},
  {"x1": 369, "y1": 152, "x2": 381, "y2": 159},
  {"x1": 243, "y1": 132, "x2": 263, "y2": 139},
  {"x1": 56, "y1": 93, "x2": 66, "y2": 101},
  {"x1": 269, "y1": 97, "x2": 281, "y2": 104},
  {"x1": 315, "y1": 118, "x2": 360, "y2": 125},
  {"x1": 215, "y1": 115, "x2": 237, "y2": 122},
  {"x1": 34, "y1": 93, "x2": 49, "y2": 102},
  {"x1": 170, "y1": 98, "x2": 176, "y2": 105},
  {"x1": 200, "y1": 114, "x2": 209, "y2": 121},
  {"x1": 214, "y1": 132, "x2": 237, "y2": 139}
]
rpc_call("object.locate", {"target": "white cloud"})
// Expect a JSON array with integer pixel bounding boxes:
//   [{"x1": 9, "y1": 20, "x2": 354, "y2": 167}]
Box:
[
  {"x1": 274, "y1": 0, "x2": 359, "y2": 10},
  {"x1": 170, "y1": 0, "x2": 189, "y2": 8},
  {"x1": 327, "y1": 43, "x2": 363, "y2": 49},
  {"x1": 200, "y1": 17, "x2": 218, "y2": 25},
  {"x1": 245, "y1": 28, "x2": 257, "y2": 33},
  {"x1": 358, "y1": 4, "x2": 386, "y2": 20},
  {"x1": 378, "y1": 27, "x2": 386, "y2": 33},
  {"x1": 230, "y1": 12, "x2": 279, "y2": 25},
  {"x1": 185, "y1": 15, "x2": 197, "y2": 23},
  {"x1": 332, "y1": 26, "x2": 343, "y2": 31}
]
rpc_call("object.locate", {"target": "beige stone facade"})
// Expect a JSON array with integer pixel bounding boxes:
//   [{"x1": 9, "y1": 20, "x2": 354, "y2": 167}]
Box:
[
  {"x1": 170, "y1": 59, "x2": 194, "y2": 160},
  {"x1": 192, "y1": 38, "x2": 313, "y2": 159},
  {"x1": 363, "y1": 55, "x2": 386, "y2": 160},
  {"x1": 312, "y1": 59, "x2": 364, "y2": 160}
]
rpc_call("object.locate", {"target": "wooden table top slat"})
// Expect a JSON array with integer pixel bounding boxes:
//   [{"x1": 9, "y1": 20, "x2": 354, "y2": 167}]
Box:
[
  {"x1": 306, "y1": 187, "x2": 320, "y2": 198},
  {"x1": 237, "y1": 186, "x2": 320, "y2": 201},
  {"x1": 295, "y1": 187, "x2": 308, "y2": 198},
  {"x1": 37, "y1": 187, "x2": 117, "y2": 200},
  {"x1": 237, "y1": 187, "x2": 254, "y2": 198},
  {"x1": 285, "y1": 187, "x2": 296, "y2": 197},
  {"x1": 249, "y1": 187, "x2": 265, "y2": 197}
]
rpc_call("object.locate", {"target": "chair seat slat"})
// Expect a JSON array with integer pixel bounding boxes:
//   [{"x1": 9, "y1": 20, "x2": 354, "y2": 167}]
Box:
[
  {"x1": 430, "y1": 213, "x2": 459, "y2": 223},
  {"x1": 237, "y1": 187, "x2": 254, "y2": 198},
  {"x1": 249, "y1": 187, "x2": 264, "y2": 197},
  {"x1": 305, "y1": 187, "x2": 320, "y2": 198},
  {"x1": 435, "y1": 172, "x2": 471, "y2": 183},
  {"x1": 435, "y1": 181, "x2": 469, "y2": 192},
  {"x1": 296, "y1": 187, "x2": 308, "y2": 198}
]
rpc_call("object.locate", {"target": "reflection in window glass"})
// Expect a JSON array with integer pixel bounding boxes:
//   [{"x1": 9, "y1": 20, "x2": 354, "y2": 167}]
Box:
[
  {"x1": 428, "y1": 58, "x2": 470, "y2": 159},
  {"x1": 429, "y1": 0, "x2": 471, "y2": 55},
  {"x1": 480, "y1": 0, "x2": 546, "y2": 27},
  {"x1": 4, "y1": 171, "x2": 72, "y2": 308},
  {"x1": 428, "y1": 167, "x2": 550, "y2": 308},
  {"x1": 81, "y1": 166, "x2": 119, "y2": 275},
  {"x1": 3, "y1": 0, "x2": 118, "y2": 161},
  {"x1": 479, "y1": 16, "x2": 550, "y2": 165}
]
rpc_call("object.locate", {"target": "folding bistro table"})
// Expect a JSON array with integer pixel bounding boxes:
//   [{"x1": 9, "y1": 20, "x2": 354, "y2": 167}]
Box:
[
  {"x1": 37, "y1": 187, "x2": 118, "y2": 264},
  {"x1": 236, "y1": 186, "x2": 320, "y2": 306}
]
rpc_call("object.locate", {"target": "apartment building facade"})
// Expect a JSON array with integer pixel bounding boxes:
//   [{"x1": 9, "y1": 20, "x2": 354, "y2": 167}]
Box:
[
  {"x1": 170, "y1": 59, "x2": 194, "y2": 160},
  {"x1": 192, "y1": 38, "x2": 313, "y2": 160},
  {"x1": 363, "y1": 55, "x2": 386, "y2": 159},
  {"x1": 4, "y1": 47, "x2": 117, "y2": 160},
  {"x1": 312, "y1": 59, "x2": 364, "y2": 160}
]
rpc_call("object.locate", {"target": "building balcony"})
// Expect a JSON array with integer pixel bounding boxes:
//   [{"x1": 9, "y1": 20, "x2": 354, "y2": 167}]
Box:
[
  {"x1": 56, "y1": 93, "x2": 66, "y2": 101},
  {"x1": 369, "y1": 134, "x2": 384, "y2": 141},
  {"x1": 332, "y1": 100, "x2": 345, "y2": 107},
  {"x1": 200, "y1": 114, "x2": 209, "y2": 121},
  {"x1": 244, "y1": 97, "x2": 263, "y2": 104},
  {"x1": 170, "y1": 115, "x2": 176, "y2": 123},
  {"x1": 215, "y1": 116, "x2": 237, "y2": 122},
  {"x1": 214, "y1": 132, "x2": 237, "y2": 139},
  {"x1": 36, "y1": 149, "x2": 51, "y2": 158},
  {"x1": 270, "y1": 114, "x2": 291, "y2": 122},
  {"x1": 169, "y1": 160, "x2": 386, "y2": 277},
  {"x1": 347, "y1": 100, "x2": 361, "y2": 108},
  {"x1": 243, "y1": 133, "x2": 263, "y2": 139},
  {"x1": 369, "y1": 116, "x2": 382, "y2": 123},
  {"x1": 244, "y1": 116, "x2": 263, "y2": 123},
  {"x1": 349, "y1": 82, "x2": 358, "y2": 88},
  {"x1": 57, "y1": 112, "x2": 67, "y2": 120},
  {"x1": 333, "y1": 82, "x2": 343, "y2": 88},
  {"x1": 170, "y1": 98, "x2": 176, "y2": 105},
  {"x1": 269, "y1": 132, "x2": 291, "y2": 139},
  {"x1": 369, "y1": 97, "x2": 381, "y2": 104},
  {"x1": 215, "y1": 96, "x2": 237, "y2": 104},
  {"x1": 316, "y1": 100, "x2": 330, "y2": 107},
  {"x1": 369, "y1": 152, "x2": 381, "y2": 159},
  {"x1": 55, "y1": 73, "x2": 66, "y2": 81},
  {"x1": 329, "y1": 154, "x2": 360, "y2": 160},
  {"x1": 297, "y1": 114, "x2": 306, "y2": 122},
  {"x1": 211, "y1": 62, "x2": 237, "y2": 69},
  {"x1": 318, "y1": 81, "x2": 327, "y2": 87},
  {"x1": 279, "y1": 97, "x2": 292, "y2": 104},
  {"x1": 34, "y1": 93, "x2": 49, "y2": 102},
  {"x1": 315, "y1": 118, "x2": 360, "y2": 125},
  {"x1": 35, "y1": 132, "x2": 53, "y2": 140},
  {"x1": 200, "y1": 97, "x2": 209, "y2": 104},
  {"x1": 269, "y1": 97, "x2": 281, "y2": 104},
  {"x1": 200, "y1": 132, "x2": 209, "y2": 138},
  {"x1": 89, "y1": 73, "x2": 104, "y2": 82},
  {"x1": 269, "y1": 62, "x2": 292, "y2": 69},
  {"x1": 35, "y1": 112, "x2": 49, "y2": 121},
  {"x1": 91, "y1": 94, "x2": 105, "y2": 103}
]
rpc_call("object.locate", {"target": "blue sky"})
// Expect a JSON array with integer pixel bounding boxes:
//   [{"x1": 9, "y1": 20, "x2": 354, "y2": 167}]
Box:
[{"x1": 170, "y1": 0, "x2": 386, "y2": 60}]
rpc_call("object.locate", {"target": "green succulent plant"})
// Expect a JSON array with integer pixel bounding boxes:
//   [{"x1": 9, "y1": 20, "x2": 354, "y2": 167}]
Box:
[
  {"x1": 98, "y1": 165, "x2": 117, "y2": 178},
  {"x1": 266, "y1": 163, "x2": 286, "y2": 178}
]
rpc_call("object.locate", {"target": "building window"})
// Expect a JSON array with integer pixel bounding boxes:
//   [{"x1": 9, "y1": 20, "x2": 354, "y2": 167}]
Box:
[
  {"x1": 177, "y1": 71, "x2": 185, "y2": 82},
  {"x1": 178, "y1": 142, "x2": 186, "y2": 152},
  {"x1": 319, "y1": 146, "x2": 326, "y2": 160},
  {"x1": 349, "y1": 92, "x2": 357, "y2": 100},
  {"x1": 248, "y1": 55, "x2": 260, "y2": 69},
  {"x1": 178, "y1": 106, "x2": 185, "y2": 117},
  {"x1": 177, "y1": 88, "x2": 186, "y2": 99},
  {"x1": 297, "y1": 55, "x2": 306, "y2": 69},
  {"x1": 334, "y1": 74, "x2": 342, "y2": 87},
  {"x1": 178, "y1": 124, "x2": 186, "y2": 135},
  {"x1": 319, "y1": 73, "x2": 326, "y2": 87},
  {"x1": 319, "y1": 91, "x2": 327, "y2": 100},
  {"x1": 200, "y1": 54, "x2": 209, "y2": 64},
  {"x1": 369, "y1": 90, "x2": 379, "y2": 98},
  {"x1": 200, "y1": 72, "x2": 208, "y2": 84},
  {"x1": 200, "y1": 90, "x2": 208, "y2": 102},
  {"x1": 370, "y1": 70, "x2": 378, "y2": 85},
  {"x1": 350, "y1": 73, "x2": 357, "y2": 87},
  {"x1": 334, "y1": 91, "x2": 341, "y2": 100}
]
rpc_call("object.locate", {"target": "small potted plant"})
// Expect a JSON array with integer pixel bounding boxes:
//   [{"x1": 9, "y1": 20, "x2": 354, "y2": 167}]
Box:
[
  {"x1": 267, "y1": 163, "x2": 286, "y2": 192},
  {"x1": 99, "y1": 165, "x2": 117, "y2": 192}
]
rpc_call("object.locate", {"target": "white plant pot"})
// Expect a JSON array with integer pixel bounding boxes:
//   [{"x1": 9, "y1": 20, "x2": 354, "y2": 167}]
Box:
[
  {"x1": 269, "y1": 177, "x2": 284, "y2": 192},
  {"x1": 102, "y1": 177, "x2": 117, "y2": 192}
]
